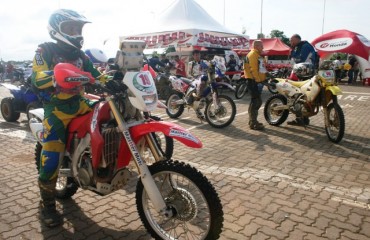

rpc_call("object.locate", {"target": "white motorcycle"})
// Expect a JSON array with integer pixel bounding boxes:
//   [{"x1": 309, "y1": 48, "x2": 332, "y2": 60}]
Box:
[{"x1": 264, "y1": 62, "x2": 345, "y2": 143}]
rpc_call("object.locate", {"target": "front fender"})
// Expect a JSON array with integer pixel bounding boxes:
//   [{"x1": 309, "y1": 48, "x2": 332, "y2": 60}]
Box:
[
  {"x1": 130, "y1": 120, "x2": 202, "y2": 148},
  {"x1": 326, "y1": 86, "x2": 342, "y2": 95}
]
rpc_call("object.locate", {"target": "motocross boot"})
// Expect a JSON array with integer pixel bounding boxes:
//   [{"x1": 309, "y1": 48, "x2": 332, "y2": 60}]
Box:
[{"x1": 39, "y1": 179, "x2": 62, "y2": 227}]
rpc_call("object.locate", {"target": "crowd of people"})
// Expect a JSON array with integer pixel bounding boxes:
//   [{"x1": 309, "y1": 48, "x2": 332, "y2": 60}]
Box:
[{"x1": 0, "y1": 61, "x2": 15, "y2": 82}]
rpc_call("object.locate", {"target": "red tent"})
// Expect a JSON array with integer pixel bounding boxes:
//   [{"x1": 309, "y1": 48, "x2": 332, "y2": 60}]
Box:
[
  {"x1": 233, "y1": 38, "x2": 291, "y2": 56},
  {"x1": 311, "y1": 29, "x2": 370, "y2": 60}
]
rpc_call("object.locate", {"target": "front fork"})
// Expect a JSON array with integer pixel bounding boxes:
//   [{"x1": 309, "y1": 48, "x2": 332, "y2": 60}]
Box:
[
  {"x1": 108, "y1": 98, "x2": 171, "y2": 217},
  {"x1": 322, "y1": 90, "x2": 338, "y2": 127},
  {"x1": 144, "y1": 133, "x2": 165, "y2": 161}
]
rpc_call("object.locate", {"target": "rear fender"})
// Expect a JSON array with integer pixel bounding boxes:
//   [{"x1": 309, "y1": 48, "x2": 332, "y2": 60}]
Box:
[
  {"x1": 29, "y1": 108, "x2": 44, "y2": 121},
  {"x1": 0, "y1": 83, "x2": 20, "y2": 91}
]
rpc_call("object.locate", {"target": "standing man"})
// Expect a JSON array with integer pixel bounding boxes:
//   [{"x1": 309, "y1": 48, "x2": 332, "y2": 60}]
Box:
[
  {"x1": 0, "y1": 62, "x2": 4, "y2": 81},
  {"x1": 187, "y1": 50, "x2": 208, "y2": 78},
  {"x1": 148, "y1": 55, "x2": 164, "y2": 72},
  {"x1": 244, "y1": 40, "x2": 266, "y2": 130},
  {"x1": 226, "y1": 54, "x2": 238, "y2": 79},
  {"x1": 160, "y1": 53, "x2": 173, "y2": 69},
  {"x1": 290, "y1": 34, "x2": 317, "y2": 66},
  {"x1": 333, "y1": 56, "x2": 343, "y2": 83},
  {"x1": 288, "y1": 34, "x2": 317, "y2": 125},
  {"x1": 174, "y1": 55, "x2": 186, "y2": 77},
  {"x1": 347, "y1": 55, "x2": 357, "y2": 84}
]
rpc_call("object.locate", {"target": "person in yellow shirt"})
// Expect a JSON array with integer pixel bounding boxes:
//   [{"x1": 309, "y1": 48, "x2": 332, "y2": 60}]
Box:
[{"x1": 244, "y1": 40, "x2": 266, "y2": 130}]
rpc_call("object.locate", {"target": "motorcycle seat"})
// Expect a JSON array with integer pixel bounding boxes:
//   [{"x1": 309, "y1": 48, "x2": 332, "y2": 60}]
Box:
[
  {"x1": 179, "y1": 77, "x2": 193, "y2": 85},
  {"x1": 287, "y1": 79, "x2": 310, "y2": 88}
]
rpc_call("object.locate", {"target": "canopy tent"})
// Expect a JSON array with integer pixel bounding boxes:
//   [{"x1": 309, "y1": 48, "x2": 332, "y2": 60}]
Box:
[
  {"x1": 120, "y1": 0, "x2": 249, "y2": 50},
  {"x1": 311, "y1": 29, "x2": 370, "y2": 60},
  {"x1": 232, "y1": 38, "x2": 291, "y2": 56},
  {"x1": 312, "y1": 29, "x2": 370, "y2": 85}
]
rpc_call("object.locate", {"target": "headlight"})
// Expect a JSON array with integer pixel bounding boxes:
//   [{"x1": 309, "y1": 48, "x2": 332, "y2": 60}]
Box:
[{"x1": 142, "y1": 94, "x2": 157, "y2": 105}]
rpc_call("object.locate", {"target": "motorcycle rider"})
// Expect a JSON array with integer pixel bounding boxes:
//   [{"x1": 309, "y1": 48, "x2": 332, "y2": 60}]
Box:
[
  {"x1": 31, "y1": 9, "x2": 104, "y2": 227},
  {"x1": 148, "y1": 55, "x2": 164, "y2": 72},
  {"x1": 187, "y1": 49, "x2": 209, "y2": 119},
  {"x1": 244, "y1": 40, "x2": 266, "y2": 130},
  {"x1": 288, "y1": 34, "x2": 317, "y2": 125}
]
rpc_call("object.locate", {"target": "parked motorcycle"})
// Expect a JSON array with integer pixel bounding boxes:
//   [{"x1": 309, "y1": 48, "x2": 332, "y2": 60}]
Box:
[
  {"x1": 234, "y1": 77, "x2": 248, "y2": 99},
  {"x1": 234, "y1": 67, "x2": 292, "y2": 99},
  {"x1": 1, "y1": 77, "x2": 42, "y2": 122},
  {"x1": 29, "y1": 63, "x2": 224, "y2": 239},
  {"x1": 155, "y1": 64, "x2": 173, "y2": 100},
  {"x1": 264, "y1": 63, "x2": 345, "y2": 143},
  {"x1": 266, "y1": 67, "x2": 291, "y2": 94},
  {"x1": 85, "y1": 78, "x2": 175, "y2": 162},
  {"x1": 166, "y1": 56, "x2": 236, "y2": 128}
]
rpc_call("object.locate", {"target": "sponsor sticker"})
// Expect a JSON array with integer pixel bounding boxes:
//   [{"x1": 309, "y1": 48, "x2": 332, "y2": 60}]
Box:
[
  {"x1": 169, "y1": 128, "x2": 200, "y2": 144},
  {"x1": 315, "y1": 37, "x2": 353, "y2": 51}
]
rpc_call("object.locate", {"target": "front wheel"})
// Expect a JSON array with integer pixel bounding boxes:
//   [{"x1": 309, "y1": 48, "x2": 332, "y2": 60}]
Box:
[
  {"x1": 325, "y1": 103, "x2": 345, "y2": 143},
  {"x1": 234, "y1": 82, "x2": 248, "y2": 99},
  {"x1": 35, "y1": 142, "x2": 78, "y2": 199},
  {"x1": 264, "y1": 94, "x2": 289, "y2": 126},
  {"x1": 166, "y1": 92, "x2": 185, "y2": 118},
  {"x1": 1, "y1": 97, "x2": 21, "y2": 122},
  {"x1": 205, "y1": 95, "x2": 236, "y2": 128},
  {"x1": 136, "y1": 160, "x2": 224, "y2": 240}
]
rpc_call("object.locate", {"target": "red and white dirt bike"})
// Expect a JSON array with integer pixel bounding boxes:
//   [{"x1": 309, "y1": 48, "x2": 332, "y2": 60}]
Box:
[
  {"x1": 166, "y1": 56, "x2": 236, "y2": 128},
  {"x1": 29, "y1": 63, "x2": 223, "y2": 239}
]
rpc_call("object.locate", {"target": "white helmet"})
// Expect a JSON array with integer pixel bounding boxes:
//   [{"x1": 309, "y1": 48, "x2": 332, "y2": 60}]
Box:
[
  {"x1": 48, "y1": 9, "x2": 90, "y2": 49},
  {"x1": 292, "y1": 62, "x2": 314, "y2": 79},
  {"x1": 84, "y1": 48, "x2": 108, "y2": 64}
]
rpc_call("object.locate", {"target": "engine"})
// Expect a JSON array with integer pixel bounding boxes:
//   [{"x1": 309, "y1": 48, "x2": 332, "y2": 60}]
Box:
[
  {"x1": 76, "y1": 125, "x2": 122, "y2": 187},
  {"x1": 290, "y1": 94, "x2": 316, "y2": 117}
]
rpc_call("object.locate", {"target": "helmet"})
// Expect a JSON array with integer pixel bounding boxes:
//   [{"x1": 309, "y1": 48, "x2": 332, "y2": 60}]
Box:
[
  {"x1": 292, "y1": 62, "x2": 314, "y2": 79},
  {"x1": 48, "y1": 9, "x2": 90, "y2": 49},
  {"x1": 84, "y1": 48, "x2": 108, "y2": 64}
]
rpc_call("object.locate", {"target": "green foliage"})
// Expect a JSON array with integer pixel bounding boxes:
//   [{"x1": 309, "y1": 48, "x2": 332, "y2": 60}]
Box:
[
  {"x1": 329, "y1": 53, "x2": 347, "y2": 60},
  {"x1": 165, "y1": 46, "x2": 176, "y2": 54},
  {"x1": 151, "y1": 51, "x2": 159, "y2": 57},
  {"x1": 269, "y1": 30, "x2": 290, "y2": 46},
  {"x1": 257, "y1": 33, "x2": 265, "y2": 39}
]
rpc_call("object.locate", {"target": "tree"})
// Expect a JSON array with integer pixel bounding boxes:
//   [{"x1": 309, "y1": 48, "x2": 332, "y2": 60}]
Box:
[
  {"x1": 257, "y1": 33, "x2": 265, "y2": 39},
  {"x1": 165, "y1": 46, "x2": 176, "y2": 54},
  {"x1": 269, "y1": 30, "x2": 290, "y2": 46}
]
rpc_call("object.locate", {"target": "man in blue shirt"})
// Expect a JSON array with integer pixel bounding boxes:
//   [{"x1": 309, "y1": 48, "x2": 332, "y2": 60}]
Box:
[
  {"x1": 290, "y1": 34, "x2": 317, "y2": 65},
  {"x1": 288, "y1": 34, "x2": 317, "y2": 126}
]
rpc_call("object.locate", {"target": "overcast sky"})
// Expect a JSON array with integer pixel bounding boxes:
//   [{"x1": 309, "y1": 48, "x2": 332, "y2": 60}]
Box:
[{"x1": 0, "y1": 0, "x2": 369, "y2": 61}]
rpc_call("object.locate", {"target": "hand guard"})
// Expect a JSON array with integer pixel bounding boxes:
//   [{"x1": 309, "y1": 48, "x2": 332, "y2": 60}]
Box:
[{"x1": 54, "y1": 63, "x2": 95, "y2": 89}]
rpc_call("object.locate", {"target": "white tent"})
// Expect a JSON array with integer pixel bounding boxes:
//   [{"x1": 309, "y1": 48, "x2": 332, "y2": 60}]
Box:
[{"x1": 120, "y1": 0, "x2": 249, "y2": 50}]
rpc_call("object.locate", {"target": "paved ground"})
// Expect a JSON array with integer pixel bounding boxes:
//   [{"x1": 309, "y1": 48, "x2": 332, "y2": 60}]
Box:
[{"x1": 0, "y1": 81, "x2": 369, "y2": 240}]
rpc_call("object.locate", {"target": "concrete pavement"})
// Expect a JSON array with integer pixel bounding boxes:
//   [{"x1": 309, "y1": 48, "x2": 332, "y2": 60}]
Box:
[{"x1": 0, "y1": 83, "x2": 369, "y2": 239}]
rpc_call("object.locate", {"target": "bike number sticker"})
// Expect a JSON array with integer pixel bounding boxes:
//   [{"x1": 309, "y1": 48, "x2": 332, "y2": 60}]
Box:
[{"x1": 133, "y1": 72, "x2": 155, "y2": 93}]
